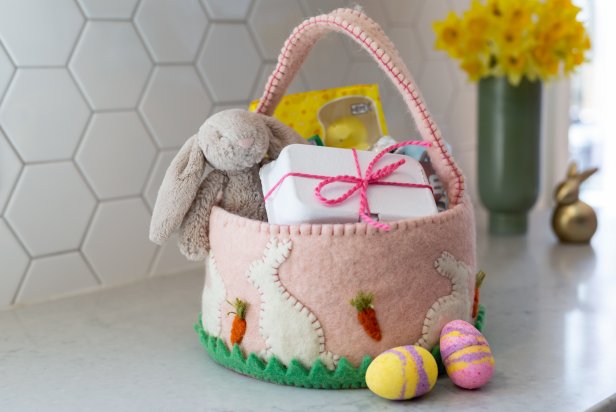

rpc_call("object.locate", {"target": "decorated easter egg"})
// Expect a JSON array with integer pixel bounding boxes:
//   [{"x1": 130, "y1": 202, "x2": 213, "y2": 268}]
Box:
[
  {"x1": 440, "y1": 320, "x2": 494, "y2": 389},
  {"x1": 365, "y1": 345, "x2": 438, "y2": 400}
]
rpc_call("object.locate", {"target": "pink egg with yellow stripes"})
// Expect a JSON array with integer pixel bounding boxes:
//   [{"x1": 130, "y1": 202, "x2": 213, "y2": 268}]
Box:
[{"x1": 440, "y1": 320, "x2": 494, "y2": 389}]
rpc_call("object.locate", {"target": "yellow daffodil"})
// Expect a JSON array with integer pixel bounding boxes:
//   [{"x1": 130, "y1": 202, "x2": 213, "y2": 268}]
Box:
[
  {"x1": 464, "y1": 1, "x2": 492, "y2": 36},
  {"x1": 500, "y1": 52, "x2": 527, "y2": 84},
  {"x1": 432, "y1": 0, "x2": 590, "y2": 84},
  {"x1": 486, "y1": 0, "x2": 505, "y2": 18},
  {"x1": 433, "y1": 12, "x2": 464, "y2": 58},
  {"x1": 433, "y1": 0, "x2": 591, "y2": 85},
  {"x1": 494, "y1": 24, "x2": 525, "y2": 51},
  {"x1": 460, "y1": 57, "x2": 490, "y2": 81}
]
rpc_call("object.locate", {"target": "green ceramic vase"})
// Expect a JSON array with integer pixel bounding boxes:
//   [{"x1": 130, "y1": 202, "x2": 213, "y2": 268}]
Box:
[{"x1": 478, "y1": 76, "x2": 542, "y2": 235}]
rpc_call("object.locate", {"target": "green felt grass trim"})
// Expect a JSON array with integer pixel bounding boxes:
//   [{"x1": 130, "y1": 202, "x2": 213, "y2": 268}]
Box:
[
  {"x1": 195, "y1": 304, "x2": 486, "y2": 387},
  {"x1": 194, "y1": 319, "x2": 371, "y2": 389}
]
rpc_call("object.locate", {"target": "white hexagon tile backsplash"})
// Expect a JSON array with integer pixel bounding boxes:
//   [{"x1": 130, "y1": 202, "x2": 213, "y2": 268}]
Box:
[{"x1": 0, "y1": 0, "x2": 477, "y2": 309}]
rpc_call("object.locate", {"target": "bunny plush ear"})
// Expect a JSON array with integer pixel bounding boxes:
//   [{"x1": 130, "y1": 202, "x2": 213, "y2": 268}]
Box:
[
  {"x1": 259, "y1": 114, "x2": 304, "y2": 160},
  {"x1": 150, "y1": 134, "x2": 206, "y2": 244}
]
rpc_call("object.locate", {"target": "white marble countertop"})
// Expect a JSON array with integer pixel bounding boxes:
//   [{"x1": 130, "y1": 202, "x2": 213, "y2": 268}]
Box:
[{"x1": 2, "y1": 211, "x2": 616, "y2": 412}]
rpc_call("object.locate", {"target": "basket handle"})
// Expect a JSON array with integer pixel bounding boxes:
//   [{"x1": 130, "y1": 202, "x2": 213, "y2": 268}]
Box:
[{"x1": 255, "y1": 8, "x2": 465, "y2": 206}]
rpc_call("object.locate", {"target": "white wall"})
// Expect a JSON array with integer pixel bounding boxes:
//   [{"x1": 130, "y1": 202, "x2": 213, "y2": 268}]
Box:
[{"x1": 0, "y1": 0, "x2": 477, "y2": 309}]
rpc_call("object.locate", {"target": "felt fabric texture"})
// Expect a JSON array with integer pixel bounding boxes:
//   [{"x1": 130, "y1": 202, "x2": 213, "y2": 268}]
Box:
[
  {"x1": 194, "y1": 305, "x2": 486, "y2": 388},
  {"x1": 195, "y1": 318, "x2": 371, "y2": 389},
  {"x1": 149, "y1": 109, "x2": 305, "y2": 259},
  {"x1": 246, "y1": 238, "x2": 338, "y2": 370},
  {"x1": 432, "y1": 303, "x2": 485, "y2": 376},
  {"x1": 179, "y1": 170, "x2": 227, "y2": 260},
  {"x1": 192, "y1": 8, "x2": 478, "y2": 379},
  {"x1": 208, "y1": 194, "x2": 476, "y2": 367},
  {"x1": 254, "y1": 8, "x2": 466, "y2": 206},
  {"x1": 201, "y1": 253, "x2": 227, "y2": 338},
  {"x1": 417, "y1": 251, "x2": 474, "y2": 348},
  {"x1": 149, "y1": 134, "x2": 204, "y2": 245}
]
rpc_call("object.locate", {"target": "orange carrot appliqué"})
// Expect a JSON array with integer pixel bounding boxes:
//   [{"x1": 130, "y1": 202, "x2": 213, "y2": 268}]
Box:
[
  {"x1": 472, "y1": 271, "x2": 486, "y2": 318},
  {"x1": 228, "y1": 298, "x2": 249, "y2": 346},
  {"x1": 350, "y1": 292, "x2": 382, "y2": 341}
]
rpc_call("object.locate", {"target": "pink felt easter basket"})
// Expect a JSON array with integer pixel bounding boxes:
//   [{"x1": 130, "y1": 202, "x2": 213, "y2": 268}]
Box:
[{"x1": 196, "y1": 8, "x2": 479, "y2": 389}]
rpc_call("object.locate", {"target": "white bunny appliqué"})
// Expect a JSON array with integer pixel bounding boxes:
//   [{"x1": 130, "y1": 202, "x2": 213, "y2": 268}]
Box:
[
  {"x1": 201, "y1": 253, "x2": 227, "y2": 337},
  {"x1": 247, "y1": 238, "x2": 339, "y2": 369},
  {"x1": 417, "y1": 251, "x2": 474, "y2": 348}
]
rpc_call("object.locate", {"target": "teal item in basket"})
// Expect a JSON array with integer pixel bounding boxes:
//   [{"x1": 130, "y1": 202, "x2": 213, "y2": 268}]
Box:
[
  {"x1": 399, "y1": 141, "x2": 452, "y2": 160},
  {"x1": 307, "y1": 134, "x2": 324, "y2": 146}
]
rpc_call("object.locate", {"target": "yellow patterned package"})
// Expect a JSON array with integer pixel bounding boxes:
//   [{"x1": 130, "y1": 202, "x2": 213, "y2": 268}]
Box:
[{"x1": 249, "y1": 84, "x2": 388, "y2": 150}]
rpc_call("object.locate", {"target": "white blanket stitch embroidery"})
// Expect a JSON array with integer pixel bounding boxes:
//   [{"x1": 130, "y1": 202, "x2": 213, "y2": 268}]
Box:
[
  {"x1": 201, "y1": 253, "x2": 227, "y2": 337},
  {"x1": 247, "y1": 238, "x2": 339, "y2": 370},
  {"x1": 417, "y1": 251, "x2": 473, "y2": 349}
]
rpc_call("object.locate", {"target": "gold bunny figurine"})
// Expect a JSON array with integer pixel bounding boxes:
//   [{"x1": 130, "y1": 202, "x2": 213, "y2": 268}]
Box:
[{"x1": 552, "y1": 162, "x2": 598, "y2": 243}]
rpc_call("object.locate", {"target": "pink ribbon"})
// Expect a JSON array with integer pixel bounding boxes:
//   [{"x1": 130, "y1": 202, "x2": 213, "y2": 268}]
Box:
[{"x1": 263, "y1": 140, "x2": 433, "y2": 230}]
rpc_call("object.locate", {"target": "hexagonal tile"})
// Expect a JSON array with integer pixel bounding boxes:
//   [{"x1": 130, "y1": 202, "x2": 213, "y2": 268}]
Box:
[
  {"x1": 351, "y1": 0, "x2": 390, "y2": 27},
  {"x1": 0, "y1": 131, "x2": 22, "y2": 214},
  {"x1": 83, "y1": 198, "x2": 157, "y2": 285},
  {"x1": 344, "y1": 60, "x2": 418, "y2": 140},
  {"x1": 0, "y1": 0, "x2": 83, "y2": 66},
  {"x1": 252, "y1": 63, "x2": 307, "y2": 101},
  {"x1": 448, "y1": 58, "x2": 474, "y2": 93},
  {"x1": 76, "y1": 112, "x2": 157, "y2": 199},
  {"x1": 69, "y1": 22, "x2": 152, "y2": 110},
  {"x1": 197, "y1": 24, "x2": 261, "y2": 102},
  {"x1": 417, "y1": 59, "x2": 456, "y2": 119},
  {"x1": 0, "y1": 44, "x2": 14, "y2": 100},
  {"x1": 0, "y1": 69, "x2": 90, "y2": 162},
  {"x1": 448, "y1": 90, "x2": 477, "y2": 150},
  {"x1": 448, "y1": 0, "x2": 472, "y2": 14},
  {"x1": 16, "y1": 252, "x2": 99, "y2": 305},
  {"x1": 201, "y1": 0, "x2": 252, "y2": 20},
  {"x1": 135, "y1": 0, "x2": 208, "y2": 63},
  {"x1": 0, "y1": 219, "x2": 28, "y2": 307},
  {"x1": 387, "y1": 27, "x2": 425, "y2": 78},
  {"x1": 416, "y1": 0, "x2": 450, "y2": 60},
  {"x1": 143, "y1": 150, "x2": 177, "y2": 210},
  {"x1": 140, "y1": 66, "x2": 212, "y2": 149},
  {"x1": 300, "y1": 0, "x2": 346, "y2": 15},
  {"x1": 346, "y1": 60, "x2": 390, "y2": 87},
  {"x1": 302, "y1": 35, "x2": 351, "y2": 90},
  {"x1": 5, "y1": 162, "x2": 96, "y2": 256},
  {"x1": 382, "y1": 90, "x2": 416, "y2": 140},
  {"x1": 211, "y1": 103, "x2": 250, "y2": 113},
  {"x1": 451, "y1": 147, "x2": 478, "y2": 201},
  {"x1": 150, "y1": 234, "x2": 201, "y2": 276},
  {"x1": 249, "y1": 0, "x2": 304, "y2": 60},
  {"x1": 343, "y1": 35, "x2": 373, "y2": 62},
  {"x1": 382, "y1": 0, "x2": 424, "y2": 25},
  {"x1": 77, "y1": 0, "x2": 139, "y2": 19}
]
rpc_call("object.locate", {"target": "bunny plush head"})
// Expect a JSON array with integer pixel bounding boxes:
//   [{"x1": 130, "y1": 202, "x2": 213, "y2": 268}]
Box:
[
  {"x1": 149, "y1": 109, "x2": 303, "y2": 247},
  {"x1": 201, "y1": 109, "x2": 273, "y2": 171}
]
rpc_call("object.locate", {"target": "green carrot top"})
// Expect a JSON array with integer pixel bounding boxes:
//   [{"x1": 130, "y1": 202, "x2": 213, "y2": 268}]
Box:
[
  {"x1": 476, "y1": 271, "x2": 486, "y2": 288},
  {"x1": 350, "y1": 292, "x2": 375, "y2": 312},
  {"x1": 227, "y1": 298, "x2": 249, "y2": 320}
]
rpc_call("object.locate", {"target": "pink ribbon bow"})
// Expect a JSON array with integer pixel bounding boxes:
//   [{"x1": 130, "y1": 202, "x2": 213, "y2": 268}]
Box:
[{"x1": 263, "y1": 140, "x2": 433, "y2": 230}]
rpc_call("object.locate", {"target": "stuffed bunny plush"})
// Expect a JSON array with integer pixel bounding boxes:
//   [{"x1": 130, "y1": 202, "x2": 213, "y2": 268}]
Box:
[{"x1": 149, "y1": 109, "x2": 304, "y2": 261}]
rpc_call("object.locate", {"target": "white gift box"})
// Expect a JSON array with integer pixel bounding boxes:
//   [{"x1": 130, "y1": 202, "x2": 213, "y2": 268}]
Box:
[{"x1": 260, "y1": 144, "x2": 437, "y2": 225}]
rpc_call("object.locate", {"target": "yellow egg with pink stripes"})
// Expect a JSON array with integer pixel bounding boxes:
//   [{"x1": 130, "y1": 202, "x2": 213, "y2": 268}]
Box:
[
  {"x1": 440, "y1": 320, "x2": 494, "y2": 389},
  {"x1": 365, "y1": 345, "x2": 438, "y2": 400}
]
